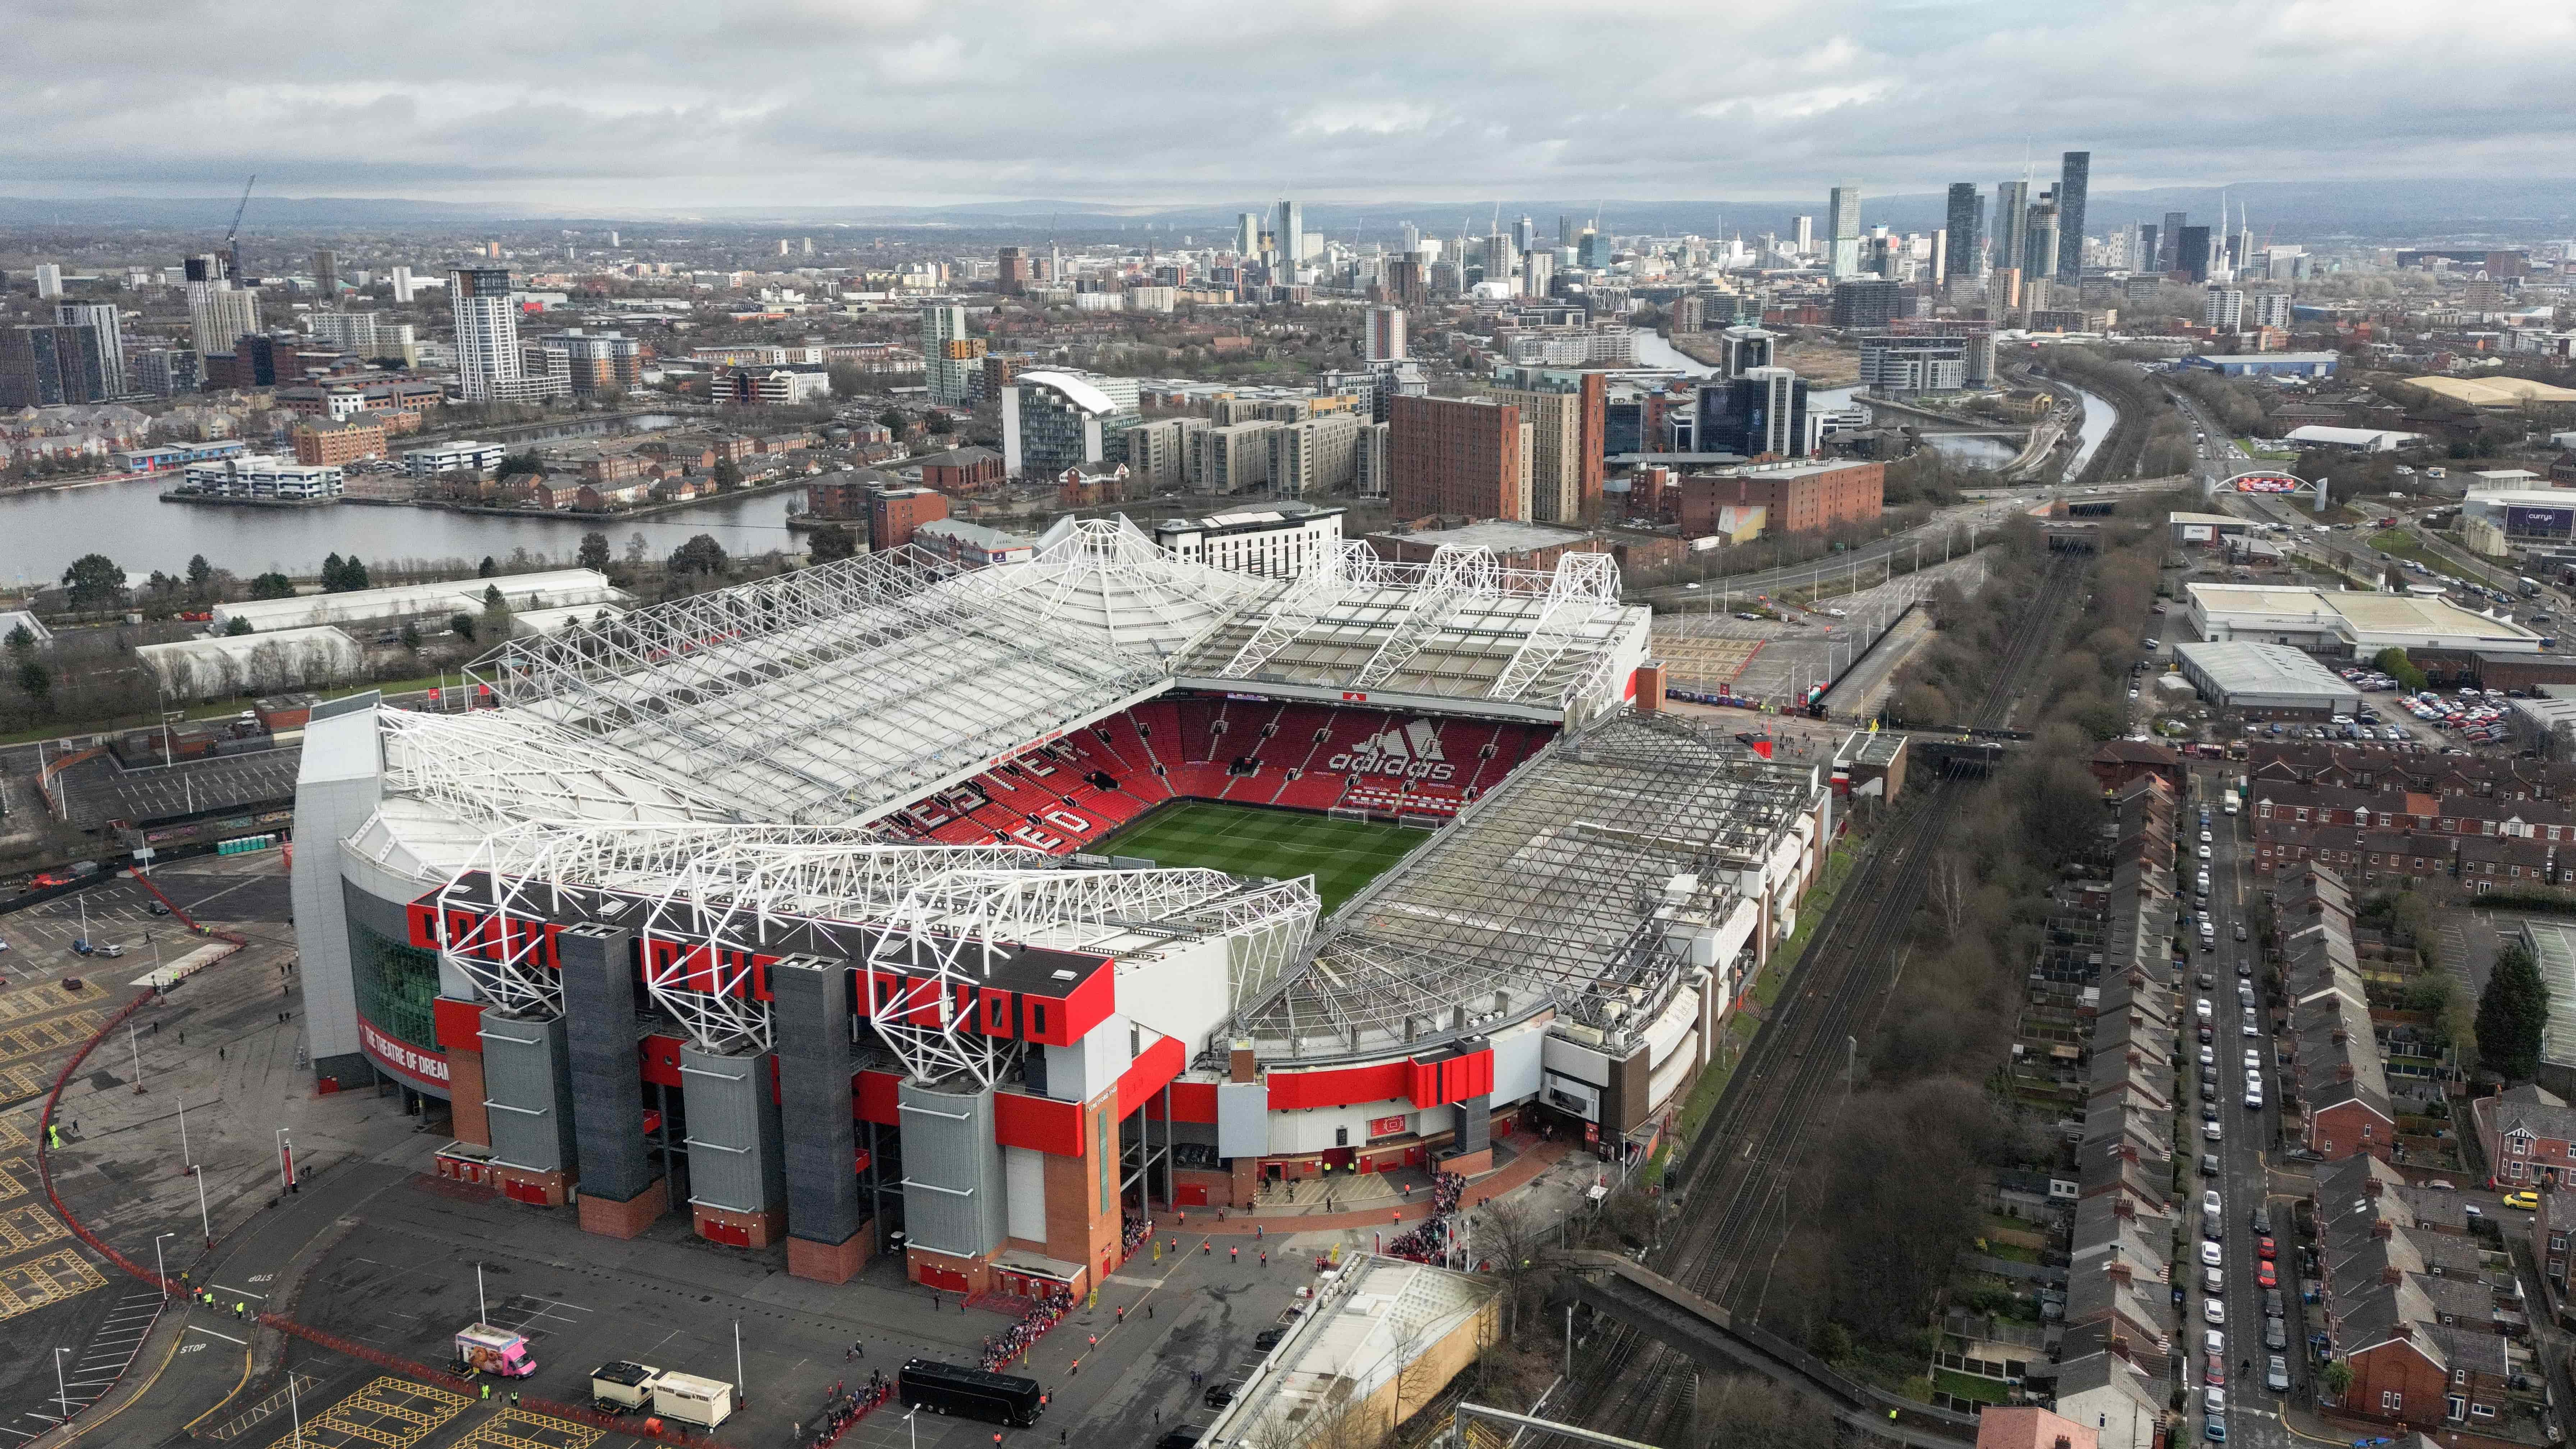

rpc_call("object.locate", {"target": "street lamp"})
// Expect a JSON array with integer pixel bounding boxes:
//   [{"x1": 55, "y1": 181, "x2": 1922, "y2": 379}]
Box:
[
  {"x1": 274, "y1": 1128, "x2": 293, "y2": 1193},
  {"x1": 52, "y1": 1347, "x2": 69, "y2": 1421},
  {"x1": 154, "y1": 1231, "x2": 174, "y2": 1295}
]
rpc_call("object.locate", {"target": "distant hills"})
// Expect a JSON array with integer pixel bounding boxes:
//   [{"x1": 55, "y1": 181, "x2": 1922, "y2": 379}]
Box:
[{"x1": 3, "y1": 178, "x2": 2572, "y2": 242}]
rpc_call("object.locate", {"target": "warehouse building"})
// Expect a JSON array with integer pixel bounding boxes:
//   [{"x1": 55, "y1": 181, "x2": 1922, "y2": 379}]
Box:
[
  {"x1": 2185, "y1": 584, "x2": 2543, "y2": 659},
  {"x1": 2173, "y1": 641, "x2": 2361, "y2": 719},
  {"x1": 211, "y1": 569, "x2": 629, "y2": 633}
]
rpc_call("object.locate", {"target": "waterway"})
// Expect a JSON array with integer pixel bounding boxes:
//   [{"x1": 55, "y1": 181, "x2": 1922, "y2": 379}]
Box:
[{"x1": 0, "y1": 477, "x2": 804, "y2": 589}]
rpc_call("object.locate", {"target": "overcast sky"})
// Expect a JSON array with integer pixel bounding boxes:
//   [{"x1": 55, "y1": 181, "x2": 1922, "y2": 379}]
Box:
[{"x1": 5, "y1": 0, "x2": 2571, "y2": 211}]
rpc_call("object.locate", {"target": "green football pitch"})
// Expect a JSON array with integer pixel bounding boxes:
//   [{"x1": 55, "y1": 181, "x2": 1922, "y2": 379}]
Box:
[{"x1": 1095, "y1": 800, "x2": 1427, "y2": 912}]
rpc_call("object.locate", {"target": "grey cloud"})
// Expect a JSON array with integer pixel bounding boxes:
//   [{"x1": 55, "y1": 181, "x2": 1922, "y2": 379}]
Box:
[{"x1": 0, "y1": 0, "x2": 2568, "y2": 208}]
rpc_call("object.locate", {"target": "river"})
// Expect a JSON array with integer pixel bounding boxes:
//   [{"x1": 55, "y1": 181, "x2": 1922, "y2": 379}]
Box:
[{"x1": 0, "y1": 474, "x2": 805, "y2": 589}]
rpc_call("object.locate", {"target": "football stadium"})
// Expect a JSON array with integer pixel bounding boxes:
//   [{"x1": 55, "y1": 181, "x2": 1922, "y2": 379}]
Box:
[{"x1": 290, "y1": 518, "x2": 1836, "y2": 1297}]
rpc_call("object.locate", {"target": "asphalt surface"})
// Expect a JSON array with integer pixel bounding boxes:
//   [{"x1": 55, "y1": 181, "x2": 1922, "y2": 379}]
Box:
[{"x1": 2188, "y1": 782, "x2": 2313, "y2": 1449}]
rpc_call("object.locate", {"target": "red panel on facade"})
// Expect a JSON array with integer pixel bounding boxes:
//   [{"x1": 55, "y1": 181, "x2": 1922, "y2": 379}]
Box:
[
  {"x1": 639, "y1": 1034, "x2": 685, "y2": 1088},
  {"x1": 432, "y1": 996, "x2": 486, "y2": 1053},
  {"x1": 1268, "y1": 1061, "x2": 1409, "y2": 1111},
  {"x1": 406, "y1": 899, "x2": 440, "y2": 950},
  {"x1": 1114, "y1": 1036, "x2": 1186, "y2": 1121},
  {"x1": 979, "y1": 988, "x2": 1016, "y2": 1038},
  {"x1": 856, "y1": 1069, "x2": 901, "y2": 1126},
  {"x1": 1407, "y1": 1049, "x2": 1497, "y2": 1108},
  {"x1": 1060, "y1": 964, "x2": 1116, "y2": 1042},
  {"x1": 993, "y1": 1090, "x2": 1086, "y2": 1157},
  {"x1": 1146, "y1": 1080, "x2": 1220, "y2": 1124}
]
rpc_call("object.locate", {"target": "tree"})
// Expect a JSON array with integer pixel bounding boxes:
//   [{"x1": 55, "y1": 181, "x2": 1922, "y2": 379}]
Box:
[
  {"x1": 481, "y1": 585, "x2": 514, "y2": 642},
  {"x1": 2476, "y1": 941, "x2": 2548, "y2": 1082},
  {"x1": 2321, "y1": 1359, "x2": 2354, "y2": 1398},
  {"x1": 496, "y1": 450, "x2": 544, "y2": 480},
  {"x1": 186, "y1": 553, "x2": 214, "y2": 598},
  {"x1": 668, "y1": 534, "x2": 729, "y2": 578},
  {"x1": 2374, "y1": 646, "x2": 2428, "y2": 694},
  {"x1": 806, "y1": 524, "x2": 857, "y2": 564},
  {"x1": 711, "y1": 458, "x2": 745, "y2": 492},
  {"x1": 449, "y1": 612, "x2": 477, "y2": 642},
  {"x1": 321, "y1": 554, "x2": 370, "y2": 592},
  {"x1": 224, "y1": 617, "x2": 255, "y2": 636},
  {"x1": 478, "y1": 556, "x2": 498, "y2": 578},
  {"x1": 623, "y1": 532, "x2": 649, "y2": 564},
  {"x1": 248, "y1": 572, "x2": 296, "y2": 600},
  {"x1": 577, "y1": 531, "x2": 613, "y2": 572},
  {"x1": 828, "y1": 364, "x2": 869, "y2": 399},
  {"x1": 15, "y1": 660, "x2": 51, "y2": 705},
  {"x1": 399, "y1": 620, "x2": 422, "y2": 652},
  {"x1": 60, "y1": 553, "x2": 126, "y2": 611},
  {"x1": 3, "y1": 623, "x2": 32, "y2": 658},
  {"x1": 877, "y1": 408, "x2": 906, "y2": 434}
]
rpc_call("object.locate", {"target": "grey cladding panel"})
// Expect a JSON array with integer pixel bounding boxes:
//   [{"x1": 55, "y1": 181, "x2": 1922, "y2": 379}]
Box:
[
  {"x1": 771, "y1": 957, "x2": 861, "y2": 1244},
  {"x1": 480, "y1": 1012, "x2": 575, "y2": 1175},
  {"x1": 682, "y1": 1046, "x2": 784, "y2": 1216},
  {"x1": 1217, "y1": 1081, "x2": 1269, "y2": 1159},
  {"x1": 558, "y1": 925, "x2": 653, "y2": 1202},
  {"x1": 897, "y1": 1080, "x2": 1004, "y2": 1260}
]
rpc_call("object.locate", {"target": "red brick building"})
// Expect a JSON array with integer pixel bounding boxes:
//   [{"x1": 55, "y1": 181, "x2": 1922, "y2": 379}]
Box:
[
  {"x1": 917, "y1": 446, "x2": 1005, "y2": 495},
  {"x1": 1389, "y1": 395, "x2": 1525, "y2": 522},
  {"x1": 2087, "y1": 740, "x2": 2183, "y2": 797},
  {"x1": 1675, "y1": 459, "x2": 1885, "y2": 539},
  {"x1": 292, "y1": 418, "x2": 386, "y2": 466},
  {"x1": 866, "y1": 484, "x2": 950, "y2": 552}
]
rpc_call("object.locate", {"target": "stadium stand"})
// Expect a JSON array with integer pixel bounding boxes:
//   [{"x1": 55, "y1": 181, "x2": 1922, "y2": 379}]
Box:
[{"x1": 884, "y1": 698, "x2": 1561, "y2": 856}]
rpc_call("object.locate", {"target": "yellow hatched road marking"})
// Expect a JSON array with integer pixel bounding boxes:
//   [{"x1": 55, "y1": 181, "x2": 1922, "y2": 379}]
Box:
[
  {"x1": 451, "y1": 1409, "x2": 604, "y2": 1449},
  {"x1": 0, "y1": 1247, "x2": 107, "y2": 1319},
  {"x1": 0, "y1": 1203, "x2": 65, "y2": 1254}
]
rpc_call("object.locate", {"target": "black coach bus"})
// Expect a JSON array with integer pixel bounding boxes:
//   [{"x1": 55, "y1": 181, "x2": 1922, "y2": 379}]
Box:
[{"x1": 898, "y1": 1359, "x2": 1045, "y2": 1427}]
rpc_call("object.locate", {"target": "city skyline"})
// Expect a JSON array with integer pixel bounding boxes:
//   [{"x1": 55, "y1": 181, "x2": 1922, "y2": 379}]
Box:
[{"x1": 1, "y1": 1, "x2": 2569, "y2": 209}]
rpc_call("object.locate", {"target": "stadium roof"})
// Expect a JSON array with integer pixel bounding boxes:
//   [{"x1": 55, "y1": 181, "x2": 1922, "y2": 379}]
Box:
[
  {"x1": 401, "y1": 520, "x2": 1650, "y2": 834},
  {"x1": 1231, "y1": 711, "x2": 1808, "y2": 1063},
  {"x1": 1171, "y1": 545, "x2": 1642, "y2": 712}
]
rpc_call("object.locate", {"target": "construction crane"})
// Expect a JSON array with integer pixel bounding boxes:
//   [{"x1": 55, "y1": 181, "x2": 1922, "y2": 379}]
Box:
[{"x1": 224, "y1": 175, "x2": 256, "y2": 282}]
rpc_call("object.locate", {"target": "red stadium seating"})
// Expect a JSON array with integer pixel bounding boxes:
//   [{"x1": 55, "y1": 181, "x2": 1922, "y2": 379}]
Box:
[{"x1": 887, "y1": 699, "x2": 1559, "y2": 853}]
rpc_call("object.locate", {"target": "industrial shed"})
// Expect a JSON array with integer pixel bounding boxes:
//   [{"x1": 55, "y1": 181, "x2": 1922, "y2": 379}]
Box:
[
  {"x1": 2174, "y1": 641, "x2": 2361, "y2": 719},
  {"x1": 136, "y1": 626, "x2": 366, "y2": 701},
  {"x1": 209, "y1": 569, "x2": 629, "y2": 632}
]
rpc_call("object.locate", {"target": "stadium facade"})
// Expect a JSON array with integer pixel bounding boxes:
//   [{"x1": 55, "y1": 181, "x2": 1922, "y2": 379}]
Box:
[{"x1": 292, "y1": 519, "x2": 1832, "y2": 1297}]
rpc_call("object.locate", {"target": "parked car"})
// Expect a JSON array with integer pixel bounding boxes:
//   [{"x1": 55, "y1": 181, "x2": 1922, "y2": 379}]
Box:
[{"x1": 2265, "y1": 1356, "x2": 2290, "y2": 1393}]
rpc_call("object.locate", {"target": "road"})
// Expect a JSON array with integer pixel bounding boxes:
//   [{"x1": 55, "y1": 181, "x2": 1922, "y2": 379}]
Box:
[{"x1": 2190, "y1": 778, "x2": 2313, "y2": 1449}]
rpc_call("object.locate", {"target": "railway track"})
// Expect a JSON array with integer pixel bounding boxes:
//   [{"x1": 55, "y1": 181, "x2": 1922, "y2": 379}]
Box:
[{"x1": 1568, "y1": 553, "x2": 2084, "y2": 1443}]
